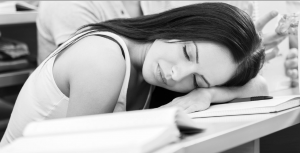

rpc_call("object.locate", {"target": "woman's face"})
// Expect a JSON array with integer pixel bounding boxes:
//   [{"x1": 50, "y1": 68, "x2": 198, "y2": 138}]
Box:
[{"x1": 142, "y1": 40, "x2": 238, "y2": 93}]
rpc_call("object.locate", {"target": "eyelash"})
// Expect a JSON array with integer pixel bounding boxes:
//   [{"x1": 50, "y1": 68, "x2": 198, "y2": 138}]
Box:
[
  {"x1": 183, "y1": 45, "x2": 190, "y2": 60},
  {"x1": 184, "y1": 45, "x2": 199, "y2": 88}
]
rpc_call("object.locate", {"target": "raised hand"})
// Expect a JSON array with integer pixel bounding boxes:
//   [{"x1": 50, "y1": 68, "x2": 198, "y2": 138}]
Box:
[
  {"x1": 256, "y1": 11, "x2": 289, "y2": 52},
  {"x1": 285, "y1": 48, "x2": 298, "y2": 87}
]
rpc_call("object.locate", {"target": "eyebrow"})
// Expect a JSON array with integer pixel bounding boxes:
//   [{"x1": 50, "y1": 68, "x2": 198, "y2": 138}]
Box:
[{"x1": 192, "y1": 41, "x2": 211, "y2": 88}]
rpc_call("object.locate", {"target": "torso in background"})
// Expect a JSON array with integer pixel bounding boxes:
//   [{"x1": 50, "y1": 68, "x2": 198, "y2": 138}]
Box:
[{"x1": 36, "y1": 1, "x2": 173, "y2": 64}]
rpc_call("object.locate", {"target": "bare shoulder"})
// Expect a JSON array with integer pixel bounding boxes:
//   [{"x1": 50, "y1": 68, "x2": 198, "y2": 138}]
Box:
[
  {"x1": 53, "y1": 35, "x2": 126, "y2": 91},
  {"x1": 52, "y1": 35, "x2": 127, "y2": 115},
  {"x1": 59, "y1": 36, "x2": 125, "y2": 72}
]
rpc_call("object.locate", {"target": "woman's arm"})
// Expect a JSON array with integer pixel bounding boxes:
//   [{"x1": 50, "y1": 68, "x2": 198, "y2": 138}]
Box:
[
  {"x1": 160, "y1": 75, "x2": 269, "y2": 113},
  {"x1": 53, "y1": 36, "x2": 126, "y2": 117},
  {"x1": 210, "y1": 74, "x2": 269, "y2": 103}
]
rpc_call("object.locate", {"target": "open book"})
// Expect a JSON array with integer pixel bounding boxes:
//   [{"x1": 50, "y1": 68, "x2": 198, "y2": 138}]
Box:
[
  {"x1": 189, "y1": 95, "x2": 300, "y2": 118},
  {"x1": 1, "y1": 107, "x2": 202, "y2": 153}
]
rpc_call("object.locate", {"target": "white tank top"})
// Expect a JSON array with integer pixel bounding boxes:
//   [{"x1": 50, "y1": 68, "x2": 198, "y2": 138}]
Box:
[{"x1": 0, "y1": 31, "x2": 153, "y2": 146}]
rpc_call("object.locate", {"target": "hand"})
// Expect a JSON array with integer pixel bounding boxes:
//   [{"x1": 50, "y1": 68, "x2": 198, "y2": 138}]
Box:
[
  {"x1": 255, "y1": 11, "x2": 289, "y2": 51},
  {"x1": 285, "y1": 48, "x2": 299, "y2": 87},
  {"x1": 265, "y1": 46, "x2": 279, "y2": 62},
  {"x1": 159, "y1": 88, "x2": 212, "y2": 113}
]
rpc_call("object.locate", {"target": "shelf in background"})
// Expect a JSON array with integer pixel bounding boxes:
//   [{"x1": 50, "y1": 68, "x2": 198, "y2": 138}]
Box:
[
  {"x1": 0, "y1": 68, "x2": 34, "y2": 88},
  {"x1": 0, "y1": 11, "x2": 37, "y2": 25}
]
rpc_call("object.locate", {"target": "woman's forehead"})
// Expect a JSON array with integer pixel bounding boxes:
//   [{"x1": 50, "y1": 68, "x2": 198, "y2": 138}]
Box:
[{"x1": 196, "y1": 42, "x2": 237, "y2": 86}]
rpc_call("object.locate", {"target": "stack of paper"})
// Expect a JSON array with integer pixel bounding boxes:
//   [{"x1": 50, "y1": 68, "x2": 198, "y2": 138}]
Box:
[{"x1": 189, "y1": 95, "x2": 300, "y2": 118}]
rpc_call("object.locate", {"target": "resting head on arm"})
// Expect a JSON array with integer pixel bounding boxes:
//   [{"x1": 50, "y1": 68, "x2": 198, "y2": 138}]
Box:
[
  {"x1": 63, "y1": 2, "x2": 265, "y2": 115},
  {"x1": 144, "y1": 3, "x2": 266, "y2": 112}
]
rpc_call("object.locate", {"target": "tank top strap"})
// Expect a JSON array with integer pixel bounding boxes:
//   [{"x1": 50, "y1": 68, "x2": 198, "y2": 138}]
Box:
[{"x1": 41, "y1": 30, "x2": 125, "y2": 67}]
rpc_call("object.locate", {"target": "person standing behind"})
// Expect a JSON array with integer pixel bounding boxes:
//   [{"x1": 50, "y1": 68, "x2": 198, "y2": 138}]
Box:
[
  {"x1": 37, "y1": 1, "x2": 263, "y2": 64},
  {"x1": 36, "y1": 1, "x2": 172, "y2": 64}
]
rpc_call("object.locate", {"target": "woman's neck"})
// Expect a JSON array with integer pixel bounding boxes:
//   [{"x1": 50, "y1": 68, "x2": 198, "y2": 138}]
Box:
[
  {"x1": 120, "y1": 36, "x2": 152, "y2": 73},
  {"x1": 118, "y1": 36, "x2": 153, "y2": 110}
]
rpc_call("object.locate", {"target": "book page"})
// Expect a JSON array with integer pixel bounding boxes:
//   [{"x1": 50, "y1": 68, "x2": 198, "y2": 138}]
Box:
[
  {"x1": 23, "y1": 108, "x2": 179, "y2": 137},
  {"x1": 3, "y1": 126, "x2": 180, "y2": 153}
]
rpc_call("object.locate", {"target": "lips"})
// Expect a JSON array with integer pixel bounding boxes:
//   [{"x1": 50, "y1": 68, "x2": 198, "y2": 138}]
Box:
[{"x1": 157, "y1": 64, "x2": 167, "y2": 85}]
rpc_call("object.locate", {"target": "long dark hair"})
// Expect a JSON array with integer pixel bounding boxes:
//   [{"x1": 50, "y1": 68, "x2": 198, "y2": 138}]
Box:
[{"x1": 75, "y1": 2, "x2": 264, "y2": 87}]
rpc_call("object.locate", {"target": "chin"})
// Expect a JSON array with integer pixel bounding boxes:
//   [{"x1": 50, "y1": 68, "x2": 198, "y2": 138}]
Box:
[
  {"x1": 159, "y1": 86, "x2": 190, "y2": 93},
  {"x1": 142, "y1": 75, "x2": 155, "y2": 85}
]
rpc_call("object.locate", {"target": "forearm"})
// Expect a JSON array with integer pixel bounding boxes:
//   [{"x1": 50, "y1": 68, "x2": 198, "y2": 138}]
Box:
[
  {"x1": 160, "y1": 75, "x2": 269, "y2": 113},
  {"x1": 209, "y1": 75, "x2": 269, "y2": 103}
]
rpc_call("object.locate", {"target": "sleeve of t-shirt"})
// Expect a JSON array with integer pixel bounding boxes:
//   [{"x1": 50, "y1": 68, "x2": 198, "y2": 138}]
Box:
[{"x1": 38, "y1": 1, "x2": 103, "y2": 46}]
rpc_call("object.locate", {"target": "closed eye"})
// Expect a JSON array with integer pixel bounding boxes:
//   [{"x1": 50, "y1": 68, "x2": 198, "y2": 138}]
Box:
[{"x1": 183, "y1": 45, "x2": 190, "y2": 60}]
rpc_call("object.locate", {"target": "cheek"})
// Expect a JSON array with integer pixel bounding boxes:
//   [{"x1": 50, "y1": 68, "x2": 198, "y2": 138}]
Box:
[
  {"x1": 142, "y1": 46, "x2": 164, "y2": 84},
  {"x1": 166, "y1": 78, "x2": 194, "y2": 93},
  {"x1": 142, "y1": 53, "x2": 159, "y2": 85},
  {"x1": 142, "y1": 58, "x2": 154, "y2": 83}
]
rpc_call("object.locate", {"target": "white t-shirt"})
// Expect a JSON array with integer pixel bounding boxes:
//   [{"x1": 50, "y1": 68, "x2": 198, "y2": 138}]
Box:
[
  {"x1": 36, "y1": 1, "x2": 172, "y2": 64},
  {"x1": 36, "y1": 1, "x2": 256, "y2": 64}
]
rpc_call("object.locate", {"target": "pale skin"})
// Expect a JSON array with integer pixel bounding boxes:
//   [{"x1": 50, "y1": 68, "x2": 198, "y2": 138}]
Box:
[
  {"x1": 285, "y1": 48, "x2": 298, "y2": 87},
  {"x1": 51, "y1": 31, "x2": 268, "y2": 116},
  {"x1": 39, "y1": 2, "x2": 285, "y2": 115},
  {"x1": 52, "y1": 11, "x2": 287, "y2": 116},
  {"x1": 164, "y1": 10, "x2": 297, "y2": 113},
  {"x1": 256, "y1": 10, "x2": 298, "y2": 87}
]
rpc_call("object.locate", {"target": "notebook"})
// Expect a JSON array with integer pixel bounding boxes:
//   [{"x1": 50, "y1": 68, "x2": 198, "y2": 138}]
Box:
[
  {"x1": 189, "y1": 15, "x2": 300, "y2": 119},
  {"x1": 188, "y1": 95, "x2": 300, "y2": 118}
]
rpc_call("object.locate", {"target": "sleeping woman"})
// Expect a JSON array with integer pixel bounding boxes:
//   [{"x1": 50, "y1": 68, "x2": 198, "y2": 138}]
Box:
[{"x1": 1, "y1": 2, "x2": 267, "y2": 146}]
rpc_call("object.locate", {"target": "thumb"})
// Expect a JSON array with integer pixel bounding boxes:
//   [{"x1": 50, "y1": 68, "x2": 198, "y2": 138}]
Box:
[
  {"x1": 255, "y1": 11, "x2": 278, "y2": 31},
  {"x1": 287, "y1": 48, "x2": 298, "y2": 59}
]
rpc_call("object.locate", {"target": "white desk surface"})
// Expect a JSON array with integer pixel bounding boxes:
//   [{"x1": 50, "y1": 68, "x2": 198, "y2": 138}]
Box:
[{"x1": 154, "y1": 87, "x2": 300, "y2": 153}]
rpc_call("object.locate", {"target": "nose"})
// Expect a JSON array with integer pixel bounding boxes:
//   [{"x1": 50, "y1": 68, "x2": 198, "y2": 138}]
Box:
[{"x1": 171, "y1": 62, "x2": 195, "y2": 82}]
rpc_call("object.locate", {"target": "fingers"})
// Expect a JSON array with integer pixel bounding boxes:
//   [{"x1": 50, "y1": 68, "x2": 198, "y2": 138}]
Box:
[
  {"x1": 285, "y1": 58, "x2": 298, "y2": 69},
  {"x1": 285, "y1": 48, "x2": 298, "y2": 70},
  {"x1": 184, "y1": 105, "x2": 198, "y2": 113},
  {"x1": 159, "y1": 97, "x2": 181, "y2": 108},
  {"x1": 286, "y1": 48, "x2": 298, "y2": 59},
  {"x1": 184, "y1": 102, "x2": 210, "y2": 113},
  {"x1": 287, "y1": 69, "x2": 298, "y2": 88},
  {"x1": 161, "y1": 98, "x2": 210, "y2": 114},
  {"x1": 291, "y1": 79, "x2": 299, "y2": 87},
  {"x1": 285, "y1": 48, "x2": 299, "y2": 85},
  {"x1": 286, "y1": 69, "x2": 298, "y2": 79},
  {"x1": 275, "y1": 14, "x2": 292, "y2": 36},
  {"x1": 255, "y1": 11, "x2": 278, "y2": 31},
  {"x1": 265, "y1": 47, "x2": 279, "y2": 61},
  {"x1": 262, "y1": 32, "x2": 287, "y2": 50}
]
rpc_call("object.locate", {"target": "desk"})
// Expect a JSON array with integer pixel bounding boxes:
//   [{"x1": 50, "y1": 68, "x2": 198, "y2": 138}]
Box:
[{"x1": 154, "y1": 87, "x2": 300, "y2": 153}]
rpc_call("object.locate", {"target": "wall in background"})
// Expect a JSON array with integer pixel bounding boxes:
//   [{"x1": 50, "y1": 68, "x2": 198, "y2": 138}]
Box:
[{"x1": 258, "y1": 1, "x2": 291, "y2": 93}]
